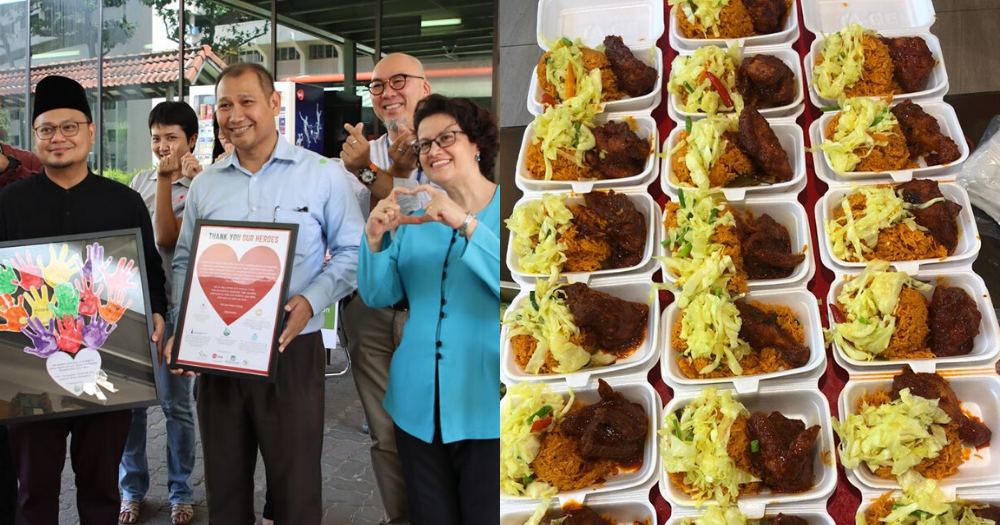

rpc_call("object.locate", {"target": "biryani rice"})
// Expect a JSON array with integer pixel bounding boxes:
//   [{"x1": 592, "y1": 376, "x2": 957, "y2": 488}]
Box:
[
  {"x1": 832, "y1": 192, "x2": 947, "y2": 262},
  {"x1": 845, "y1": 35, "x2": 901, "y2": 97},
  {"x1": 671, "y1": 132, "x2": 756, "y2": 188},
  {"x1": 824, "y1": 115, "x2": 913, "y2": 172},
  {"x1": 537, "y1": 48, "x2": 625, "y2": 103},
  {"x1": 561, "y1": 205, "x2": 612, "y2": 272},
  {"x1": 881, "y1": 287, "x2": 933, "y2": 359},
  {"x1": 676, "y1": 0, "x2": 755, "y2": 39},
  {"x1": 526, "y1": 141, "x2": 603, "y2": 181},
  {"x1": 862, "y1": 492, "x2": 896, "y2": 525},
  {"x1": 532, "y1": 428, "x2": 615, "y2": 491}
]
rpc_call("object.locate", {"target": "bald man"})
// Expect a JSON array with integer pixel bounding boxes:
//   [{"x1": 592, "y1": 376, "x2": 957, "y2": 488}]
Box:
[{"x1": 338, "y1": 53, "x2": 437, "y2": 525}]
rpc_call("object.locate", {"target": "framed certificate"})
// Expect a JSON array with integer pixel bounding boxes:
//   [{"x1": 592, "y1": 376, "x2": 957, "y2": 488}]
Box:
[
  {"x1": 0, "y1": 229, "x2": 160, "y2": 424},
  {"x1": 171, "y1": 220, "x2": 297, "y2": 381}
]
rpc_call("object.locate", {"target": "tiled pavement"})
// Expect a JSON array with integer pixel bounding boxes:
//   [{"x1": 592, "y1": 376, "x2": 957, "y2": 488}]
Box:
[{"x1": 56, "y1": 352, "x2": 387, "y2": 524}]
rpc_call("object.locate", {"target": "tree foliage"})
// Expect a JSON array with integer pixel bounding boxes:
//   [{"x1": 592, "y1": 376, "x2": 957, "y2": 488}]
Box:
[{"x1": 141, "y1": 0, "x2": 269, "y2": 61}]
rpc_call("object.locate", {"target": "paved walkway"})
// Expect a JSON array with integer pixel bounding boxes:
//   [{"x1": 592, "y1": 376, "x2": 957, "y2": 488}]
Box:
[{"x1": 56, "y1": 352, "x2": 387, "y2": 524}]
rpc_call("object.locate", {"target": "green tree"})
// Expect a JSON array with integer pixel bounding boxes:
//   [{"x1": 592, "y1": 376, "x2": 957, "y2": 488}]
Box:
[
  {"x1": 29, "y1": 0, "x2": 136, "y2": 58},
  {"x1": 142, "y1": 0, "x2": 269, "y2": 61}
]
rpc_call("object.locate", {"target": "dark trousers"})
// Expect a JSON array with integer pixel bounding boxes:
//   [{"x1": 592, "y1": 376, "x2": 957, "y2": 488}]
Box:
[
  {"x1": 394, "y1": 424, "x2": 499, "y2": 525},
  {"x1": 198, "y1": 331, "x2": 325, "y2": 525},
  {"x1": 8, "y1": 410, "x2": 132, "y2": 525},
  {"x1": 0, "y1": 427, "x2": 16, "y2": 524}
]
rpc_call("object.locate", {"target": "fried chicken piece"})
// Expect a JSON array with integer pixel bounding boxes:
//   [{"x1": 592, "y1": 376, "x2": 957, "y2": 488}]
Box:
[
  {"x1": 602, "y1": 35, "x2": 657, "y2": 97},
  {"x1": 928, "y1": 286, "x2": 981, "y2": 357},
  {"x1": 747, "y1": 411, "x2": 820, "y2": 492},
  {"x1": 741, "y1": 213, "x2": 806, "y2": 279},
  {"x1": 735, "y1": 107, "x2": 793, "y2": 183},
  {"x1": 890, "y1": 99, "x2": 961, "y2": 165},
  {"x1": 736, "y1": 54, "x2": 796, "y2": 108},
  {"x1": 580, "y1": 191, "x2": 646, "y2": 268},
  {"x1": 882, "y1": 36, "x2": 935, "y2": 93},
  {"x1": 735, "y1": 300, "x2": 810, "y2": 368},
  {"x1": 743, "y1": 0, "x2": 788, "y2": 34},
  {"x1": 562, "y1": 283, "x2": 649, "y2": 354},
  {"x1": 585, "y1": 121, "x2": 649, "y2": 179},
  {"x1": 891, "y1": 365, "x2": 992, "y2": 448},
  {"x1": 897, "y1": 180, "x2": 962, "y2": 254},
  {"x1": 973, "y1": 506, "x2": 1000, "y2": 524},
  {"x1": 560, "y1": 379, "x2": 648, "y2": 464}
]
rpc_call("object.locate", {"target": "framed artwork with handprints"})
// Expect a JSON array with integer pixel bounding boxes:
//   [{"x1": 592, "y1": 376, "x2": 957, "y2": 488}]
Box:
[{"x1": 0, "y1": 229, "x2": 160, "y2": 424}]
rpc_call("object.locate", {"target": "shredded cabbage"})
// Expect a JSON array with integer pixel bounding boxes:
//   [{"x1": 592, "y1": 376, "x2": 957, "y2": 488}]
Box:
[
  {"x1": 668, "y1": 45, "x2": 745, "y2": 114},
  {"x1": 500, "y1": 382, "x2": 575, "y2": 497},
  {"x1": 813, "y1": 24, "x2": 870, "y2": 100},
  {"x1": 506, "y1": 193, "x2": 574, "y2": 275},
  {"x1": 679, "y1": 506, "x2": 750, "y2": 525},
  {"x1": 503, "y1": 278, "x2": 593, "y2": 374},
  {"x1": 661, "y1": 188, "x2": 738, "y2": 306},
  {"x1": 669, "y1": 115, "x2": 737, "y2": 189},
  {"x1": 667, "y1": 0, "x2": 732, "y2": 37},
  {"x1": 858, "y1": 471, "x2": 996, "y2": 525},
  {"x1": 833, "y1": 388, "x2": 951, "y2": 477},
  {"x1": 826, "y1": 261, "x2": 934, "y2": 360},
  {"x1": 679, "y1": 290, "x2": 752, "y2": 375},
  {"x1": 820, "y1": 98, "x2": 899, "y2": 173},
  {"x1": 660, "y1": 388, "x2": 759, "y2": 505},
  {"x1": 522, "y1": 498, "x2": 552, "y2": 525},
  {"x1": 825, "y1": 185, "x2": 926, "y2": 262},
  {"x1": 532, "y1": 37, "x2": 604, "y2": 180}
]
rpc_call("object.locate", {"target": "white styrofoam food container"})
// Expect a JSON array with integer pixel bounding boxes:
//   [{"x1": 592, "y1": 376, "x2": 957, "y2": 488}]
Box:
[
  {"x1": 668, "y1": 0, "x2": 800, "y2": 52},
  {"x1": 515, "y1": 112, "x2": 659, "y2": 194},
  {"x1": 507, "y1": 191, "x2": 659, "y2": 284},
  {"x1": 500, "y1": 378, "x2": 662, "y2": 503},
  {"x1": 855, "y1": 491, "x2": 1000, "y2": 524},
  {"x1": 828, "y1": 268, "x2": 1000, "y2": 374},
  {"x1": 536, "y1": 0, "x2": 665, "y2": 51},
  {"x1": 668, "y1": 47, "x2": 804, "y2": 119},
  {"x1": 659, "y1": 386, "x2": 838, "y2": 512},
  {"x1": 661, "y1": 120, "x2": 807, "y2": 201},
  {"x1": 501, "y1": 279, "x2": 660, "y2": 388},
  {"x1": 502, "y1": 498, "x2": 656, "y2": 525},
  {"x1": 810, "y1": 100, "x2": 969, "y2": 184},
  {"x1": 528, "y1": 46, "x2": 663, "y2": 115},
  {"x1": 661, "y1": 289, "x2": 825, "y2": 394},
  {"x1": 659, "y1": 197, "x2": 815, "y2": 291},
  {"x1": 801, "y1": 0, "x2": 945, "y2": 108},
  {"x1": 838, "y1": 373, "x2": 1000, "y2": 491},
  {"x1": 815, "y1": 181, "x2": 981, "y2": 274}
]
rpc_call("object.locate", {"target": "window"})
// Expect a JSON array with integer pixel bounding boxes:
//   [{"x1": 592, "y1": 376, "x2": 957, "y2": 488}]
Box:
[
  {"x1": 277, "y1": 46, "x2": 300, "y2": 61},
  {"x1": 238, "y1": 49, "x2": 264, "y2": 64},
  {"x1": 308, "y1": 44, "x2": 338, "y2": 60}
]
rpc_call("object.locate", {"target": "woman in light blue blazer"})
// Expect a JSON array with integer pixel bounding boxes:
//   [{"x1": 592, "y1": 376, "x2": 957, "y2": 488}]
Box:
[{"x1": 358, "y1": 94, "x2": 499, "y2": 525}]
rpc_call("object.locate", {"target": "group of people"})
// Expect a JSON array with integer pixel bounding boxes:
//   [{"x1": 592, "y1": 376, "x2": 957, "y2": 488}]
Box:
[{"x1": 0, "y1": 52, "x2": 500, "y2": 525}]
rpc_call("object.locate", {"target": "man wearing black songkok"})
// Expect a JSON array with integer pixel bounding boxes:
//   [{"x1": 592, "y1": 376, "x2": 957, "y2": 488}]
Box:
[{"x1": 0, "y1": 75, "x2": 168, "y2": 524}]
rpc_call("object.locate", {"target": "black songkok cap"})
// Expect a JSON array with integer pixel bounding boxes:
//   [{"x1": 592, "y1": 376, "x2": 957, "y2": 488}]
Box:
[{"x1": 32, "y1": 75, "x2": 92, "y2": 123}]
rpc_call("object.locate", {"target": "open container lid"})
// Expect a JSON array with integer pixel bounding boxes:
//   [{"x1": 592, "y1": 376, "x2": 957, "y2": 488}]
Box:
[
  {"x1": 801, "y1": 0, "x2": 936, "y2": 36},
  {"x1": 501, "y1": 488, "x2": 657, "y2": 525},
  {"x1": 536, "y1": 0, "x2": 665, "y2": 51}
]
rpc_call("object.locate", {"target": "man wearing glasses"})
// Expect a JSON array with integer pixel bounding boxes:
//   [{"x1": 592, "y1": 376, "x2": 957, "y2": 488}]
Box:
[
  {"x1": 338, "y1": 52, "x2": 432, "y2": 525},
  {"x1": 0, "y1": 75, "x2": 169, "y2": 524}
]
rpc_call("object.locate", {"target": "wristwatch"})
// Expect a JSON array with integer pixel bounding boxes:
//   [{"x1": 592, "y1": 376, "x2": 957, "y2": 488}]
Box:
[
  {"x1": 358, "y1": 162, "x2": 378, "y2": 186},
  {"x1": 457, "y1": 212, "x2": 476, "y2": 236}
]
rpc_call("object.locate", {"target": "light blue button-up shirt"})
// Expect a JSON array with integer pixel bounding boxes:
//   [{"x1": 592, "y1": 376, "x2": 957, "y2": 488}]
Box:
[
  {"x1": 171, "y1": 135, "x2": 364, "y2": 335},
  {"x1": 358, "y1": 192, "x2": 501, "y2": 444}
]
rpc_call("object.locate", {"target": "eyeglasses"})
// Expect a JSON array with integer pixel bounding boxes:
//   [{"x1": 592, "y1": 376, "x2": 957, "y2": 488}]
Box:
[
  {"x1": 33, "y1": 121, "x2": 91, "y2": 141},
  {"x1": 366, "y1": 74, "x2": 424, "y2": 96},
  {"x1": 414, "y1": 130, "x2": 465, "y2": 155}
]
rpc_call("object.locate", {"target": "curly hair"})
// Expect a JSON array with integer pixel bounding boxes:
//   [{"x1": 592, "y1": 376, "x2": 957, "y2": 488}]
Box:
[{"x1": 413, "y1": 94, "x2": 499, "y2": 180}]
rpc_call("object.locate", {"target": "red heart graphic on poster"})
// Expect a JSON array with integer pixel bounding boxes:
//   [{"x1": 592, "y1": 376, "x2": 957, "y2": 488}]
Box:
[{"x1": 196, "y1": 244, "x2": 281, "y2": 325}]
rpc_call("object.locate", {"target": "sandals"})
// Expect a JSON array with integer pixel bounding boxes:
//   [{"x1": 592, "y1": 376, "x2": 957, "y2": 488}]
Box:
[
  {"x1": 171, "y1": 503, "x2": 195, "y2": 525},
  {"x1": 119, "y1": 500, "x2": 140, "y2": 524}
]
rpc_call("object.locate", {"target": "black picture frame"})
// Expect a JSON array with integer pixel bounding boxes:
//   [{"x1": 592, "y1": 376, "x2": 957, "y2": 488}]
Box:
[
  {"x1": 170, "y1": 220, "x2": 297, "y2": 382},
  {"x1": 0, "y1": 228, "x2": 160, "y2": 425}
]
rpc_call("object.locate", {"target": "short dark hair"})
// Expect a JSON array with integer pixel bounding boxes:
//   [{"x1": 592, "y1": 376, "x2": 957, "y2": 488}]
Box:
[
  {"x1": 413, "y1": 94, "x2": 499, "y2": 179},
  {"x1": 148, "y1": 101, "x2": 199, "y2": 141},
  {"x1": 216, "y1": 62, "x2": 275, "y2": 97}
]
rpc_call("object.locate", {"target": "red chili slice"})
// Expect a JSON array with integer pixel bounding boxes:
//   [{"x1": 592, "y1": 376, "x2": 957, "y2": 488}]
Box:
[
  {"x1": 705, "y1": 72, "x2": 733, "y2": 108},
  {"x1": 830, "y1": 304, "x2": 847, "y2": 324},
  {"x1": 530, "y1": 416, "x2": 553, "y2": 433},
  {"x1": 541, "y1": 93, "x2": 558, "y2": 108}
]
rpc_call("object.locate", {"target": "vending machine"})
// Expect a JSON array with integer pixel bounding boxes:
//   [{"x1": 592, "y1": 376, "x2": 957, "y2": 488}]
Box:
[{"x1": 189, "y1": 81, "x2": 326, "y2": 165}]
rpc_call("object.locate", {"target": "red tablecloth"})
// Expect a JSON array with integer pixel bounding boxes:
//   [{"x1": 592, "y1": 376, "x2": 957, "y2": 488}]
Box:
[{"x1": 647, "y1": 4, "x2": 861, "y2": 523}]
